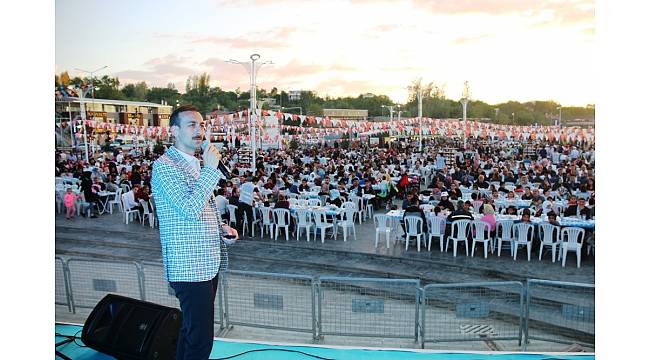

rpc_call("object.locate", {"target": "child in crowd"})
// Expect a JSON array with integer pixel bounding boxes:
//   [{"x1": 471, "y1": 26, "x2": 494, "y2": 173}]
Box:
[{"x1": 64, "y1": 188, "x2": 79, "y2": 220}]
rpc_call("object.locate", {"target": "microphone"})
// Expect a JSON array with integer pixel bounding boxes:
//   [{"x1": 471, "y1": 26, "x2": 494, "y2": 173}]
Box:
[{"x1": 202, "y1": 141, "x2": 233, "y2": 180}]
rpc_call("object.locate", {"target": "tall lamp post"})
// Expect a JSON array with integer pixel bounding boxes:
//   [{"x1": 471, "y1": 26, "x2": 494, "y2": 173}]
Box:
[
  {"x1": 74, "y1": 65, "x2": 108, "y2": 101},
  {"x1": 75, "y1": 66, "x2": 107, "y2": 154},
  {"x1": 495, "y1": 108, "x2": 500, "y2": 122},
  {"x1": 68, "y1": 84, "x2": 92, "y2": 162},
  {"x1": 557, "y1": 106, "x2": 562, "y2": 127},
  {"x1": 417, "y1": 88, "x2": 423, "y2": 152},
  {"x1": 227, "y1": 54, "x2": 273, "y2": 170},
  {"x1": 512, "y1": 112, "x2": 515, "y2": 122}
]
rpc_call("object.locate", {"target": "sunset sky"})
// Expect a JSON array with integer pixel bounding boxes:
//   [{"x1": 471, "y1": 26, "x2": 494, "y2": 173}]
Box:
[{"x1": 55, "y1": 0, "x2": 594, "y2": 106}]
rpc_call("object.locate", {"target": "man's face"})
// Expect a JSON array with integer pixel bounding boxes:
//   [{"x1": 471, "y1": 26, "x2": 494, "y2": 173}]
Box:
[{"x1": 172, "y1": 111, "x2": 205, "y2": 154}]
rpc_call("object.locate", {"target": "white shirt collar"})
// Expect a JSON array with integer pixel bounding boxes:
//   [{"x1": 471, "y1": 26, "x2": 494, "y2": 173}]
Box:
[{"x1": 175, "y1": 146, "x2": 200, "y2": 173}]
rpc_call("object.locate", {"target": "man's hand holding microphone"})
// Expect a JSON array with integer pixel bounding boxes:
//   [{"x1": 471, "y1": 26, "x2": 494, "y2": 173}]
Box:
[{"x1": 202, "y1": 128, "x2": 238, "y2": 240}]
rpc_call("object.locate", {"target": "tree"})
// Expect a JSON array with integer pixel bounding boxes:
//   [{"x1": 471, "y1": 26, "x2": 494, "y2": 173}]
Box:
[
  {"x1": 147, "y1": 86, "x2": 180, "y2": 105},
  {"x1": 59, "y1": 71, "x2": 71, "y2": 87},
  {"x1": 133, "y1": 81, "x2": 148, "y2": 101}
]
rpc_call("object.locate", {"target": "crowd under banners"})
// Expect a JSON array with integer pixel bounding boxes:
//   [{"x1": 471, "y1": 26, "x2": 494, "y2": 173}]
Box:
[{"x1": 261, "y1": 115, "x2": 280, "y2": 150}]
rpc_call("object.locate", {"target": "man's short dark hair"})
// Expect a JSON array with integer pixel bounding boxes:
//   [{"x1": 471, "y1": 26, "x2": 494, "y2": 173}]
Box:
[{"x1": 169, "y1": 104, "x2": 199, "y2": 127}]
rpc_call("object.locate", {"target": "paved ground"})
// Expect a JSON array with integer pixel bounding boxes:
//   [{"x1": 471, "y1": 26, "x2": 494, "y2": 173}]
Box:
[
  {"x1": 55, "y1": 204, "x2": 595, "y2": 284},
  {"x1": 55, "y1": 203, "x2": 595, "y2": 352}
]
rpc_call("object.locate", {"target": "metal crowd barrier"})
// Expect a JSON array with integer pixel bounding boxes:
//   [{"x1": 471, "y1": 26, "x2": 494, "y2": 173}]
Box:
[
  {"x1": 55, "y1": 256, "x2": 71, "y2": 312},
  {"x1": 54, "y1": 256, "x2": 594, "y2": 350},
  {"x1": 421, "y1": 281, "x2": 525, "y2": 349},
  {"x1": 66, "y1": 258, "x2": 142, "y2": 312},
  {"x1": 318, "y1": 277, "x2": 420, "y2": 341},
  {"x1": 221, "y1": 270, "x2": 316, "y2": 339},
  {"x1": 525, "y1": 279, "x2": 595, "y2": 349}
]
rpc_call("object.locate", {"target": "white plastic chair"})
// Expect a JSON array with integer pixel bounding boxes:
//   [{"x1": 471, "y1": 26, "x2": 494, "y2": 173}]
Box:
[
  {"x1": 472, "y1": 201, "x2": 483, "y2": 213},
  {"x1": 149, "y1": 198, "x2": 158, "y2": 227},
  {"x1": 273, "y1": 208, "x2": 291, "y2": 241},
  {"x1": 139, "y1": 199, "x2": 154, "y2": 228},
  {"x1": 294, "y1": 208, "x2": 312, "y2": 242},
  {"x1": 404, "y1": 215, "x2": 424, "y2": 252},
  {"x1": 426, "y1": 216, "x2": 446, "y2": 252},
  {"x1": 313, "y1": 210, "x2": 335, "y2": 243},
  {"x1": 512, "y1": 223, "x2": 535, "y2": 261},
  {"x1": 335, "y1": 208, "x2": 357, "y2": 242},
  {"x1": 365, "y1": 199, "x2": 374, "y2": 219},
  {"x1": 307, "y1": 199, "x2": 321, "y2": 207},
  {"x1": 55, "y1": 191, "x2": 64, "y2": 214},
  {"x1": 349, "y1": 195, "x2": 365, "y2": 223},
  {"x1": 496, "y1": 220, "x2": 515, "y2": 257},
  {"x1": 296, "y1": 199, "x2": 309, "y2": 207},
  {"x1": 538, "y1": 223, "x2": 561, "y2": 262},
  {"x1": 319, "y1": 195, "x2": 328, "y2": 206},
  {"x1": 471, "y1": 220, "x2": 492, "y2": 258},
  {"x1": 286, "y1": 193, "x2": 299, "y2": 200},
  {"x1": 107, "y1": 188, "x2": 123, "y2": 214},
  {"x1": 226, "y1": 205, "x2": 238, "y2": 227},
  {"x1": 446, "y1": 220, "x2": 471, "y2": 257},
  {"x1": 121, "y1": 194, "x2": 140, "y2": 224},
  {"x1": 560, "y1": 227, "x2": 586, "y2": 268},
  {"x1": 373, "y1": 214, "x2": 391, "y2": 249},
  {"x1": 258, "y1": 207, "x2": 275, "y2": 238}
]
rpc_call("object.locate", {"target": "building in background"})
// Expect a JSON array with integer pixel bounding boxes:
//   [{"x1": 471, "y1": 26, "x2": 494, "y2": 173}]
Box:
[{"x1": 323, "y1": 109, "x2": 368, "y2": 121}]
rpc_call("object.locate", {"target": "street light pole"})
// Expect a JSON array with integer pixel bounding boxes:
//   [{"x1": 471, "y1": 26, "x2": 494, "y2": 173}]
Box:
[
  {"x1": 512, "y1": 112, "x2": 515, "y2": 122},
  {"x1": 495, "y1": 108, "x2": 500, "y2": 122},
  {"x1": 75, "y1": 65, "x2": 108, "y2": 101},
  {"x1": 557, "y1": 106, "x2": 562, "y2": 127},
  {"x1": 227, "y1": 54, "x2": 273, "y2": 170},
  {"x1": 418, "y1": 88, "x2": 423, "y2": 152},
  {"x1": 69, "y1": 85, "x2": 90, "y2": 163}
]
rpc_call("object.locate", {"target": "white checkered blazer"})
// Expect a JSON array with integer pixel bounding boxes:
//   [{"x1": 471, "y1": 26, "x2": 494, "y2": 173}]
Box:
[{"x1": 152, "y1": 146, "x2": 228, "y2": 282}]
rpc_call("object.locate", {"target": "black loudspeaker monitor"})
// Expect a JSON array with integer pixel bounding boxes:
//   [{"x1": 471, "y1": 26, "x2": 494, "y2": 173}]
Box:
[{"x1": 81, "y1": 294, "x2": 182, "y2": 360}]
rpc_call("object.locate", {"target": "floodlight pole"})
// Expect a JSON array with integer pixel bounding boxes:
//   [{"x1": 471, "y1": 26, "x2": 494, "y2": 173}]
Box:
[
  {"x1": 418, "y1": 88, "x2": 423, "y2": 152},
  {"x1": 227, "y1": 54, "x2": 273, "y2": 170}
]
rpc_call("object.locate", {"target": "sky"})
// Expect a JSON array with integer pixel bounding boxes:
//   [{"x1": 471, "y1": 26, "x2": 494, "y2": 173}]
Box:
[{"x1": 55, "y1": 0, "x2": 594, "y2": 106}]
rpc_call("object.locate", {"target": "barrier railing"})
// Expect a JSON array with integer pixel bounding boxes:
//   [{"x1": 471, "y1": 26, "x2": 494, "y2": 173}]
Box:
[
  {"x1": 221, "y1": 270, "x2": 316, "y2": 339},
  {"x1": 55, "y1": 256, "x2": 71, "y2": 312},
  {"x1": 54, "y1": 256, "x2": 594, "y2": 351},
  {"x1": 318, "y1": 277, "x2": 420, "y2": 341},
  {"x1": 525, "y1": 279, "x2": 595, "y2": 349},
  {"x1": 421, "y1": 281, "x2": 525, "y2": 350},
  {"x1": 66, "y1": 258, "x2": 142, "y2": 312}
]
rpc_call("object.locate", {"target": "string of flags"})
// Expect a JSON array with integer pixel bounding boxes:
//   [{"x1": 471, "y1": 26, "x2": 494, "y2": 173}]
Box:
[{"x1": 56, "y1": 108, "x2": 594, "y2": 144}]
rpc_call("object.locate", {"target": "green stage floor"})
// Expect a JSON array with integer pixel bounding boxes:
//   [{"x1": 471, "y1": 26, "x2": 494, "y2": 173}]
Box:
[{"x1": 55, "y1": 323, "x2": 594, "y2": 360}]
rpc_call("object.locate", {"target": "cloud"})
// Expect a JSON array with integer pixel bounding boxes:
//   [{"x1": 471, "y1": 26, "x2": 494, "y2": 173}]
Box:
[
  {"x1": 200, "y1": 57, "x2": 326, "y2": 91},
  {"x1": 407, "y1": 0, "x2": 593, "y2": 26},
  {"x1": 312, "y1": 77, "x2": 388, "y2": 98},
  {"x1": 113, "y1": 54, "x2": 199, "y2": 90},
  {"x1": 452, "y1": 34, "x2": 492, "y2": 45},
  {"x1": 191, "y1": 26, "x2": 302, "y2": 50}
]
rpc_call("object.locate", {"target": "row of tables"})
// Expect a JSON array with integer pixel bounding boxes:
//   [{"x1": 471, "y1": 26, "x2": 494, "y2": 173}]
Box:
[{"x1": 386, "y1": 209, "x2": 595, "y2": 229}]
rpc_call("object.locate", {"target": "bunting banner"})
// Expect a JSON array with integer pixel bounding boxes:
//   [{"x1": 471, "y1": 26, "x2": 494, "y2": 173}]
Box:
[{"x1": 62, "y1": 108, "x2": 594, "y2": 145}]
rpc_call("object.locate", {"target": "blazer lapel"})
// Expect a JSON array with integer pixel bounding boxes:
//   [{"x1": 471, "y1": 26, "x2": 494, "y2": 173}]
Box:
[{"x1": 167, "y1": 146, "x2": 201, "y2": 180}]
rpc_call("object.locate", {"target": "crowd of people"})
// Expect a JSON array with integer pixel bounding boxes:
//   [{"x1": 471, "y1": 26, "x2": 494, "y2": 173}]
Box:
[{"x1": 56, "y1": 133, "x2": 595, "y2": 242}]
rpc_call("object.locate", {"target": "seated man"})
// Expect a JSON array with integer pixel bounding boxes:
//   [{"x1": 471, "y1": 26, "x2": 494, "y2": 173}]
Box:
[
  {"x1": 438, "y1": 192, "x2": 455, "y2": 212},
  {"x1": 123, "y1": 184, "x2": 142, "y2": 214},
  {"x1": 447, "y1": 200, "x2": 473, "y2": 222},
  {"x1": 564, "y1": 197, "x2": 592, "y2": 219},
  {"x1": 401, "y1": 192, "x2": 428, "y2": 235},
  {"x1": 298, "y1": 178, "x2": 310, "y2": 192}
]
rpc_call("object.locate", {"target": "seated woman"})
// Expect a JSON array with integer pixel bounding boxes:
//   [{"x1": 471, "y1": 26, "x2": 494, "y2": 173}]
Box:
[{"x1": 479, "y1": 204, "x2": 497, "y2": 234}]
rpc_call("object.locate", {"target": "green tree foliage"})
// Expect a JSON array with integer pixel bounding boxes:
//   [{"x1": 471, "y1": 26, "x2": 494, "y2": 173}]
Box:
[{"x1": 54, "y1": 70, "x2": 595, "y2": 125}]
